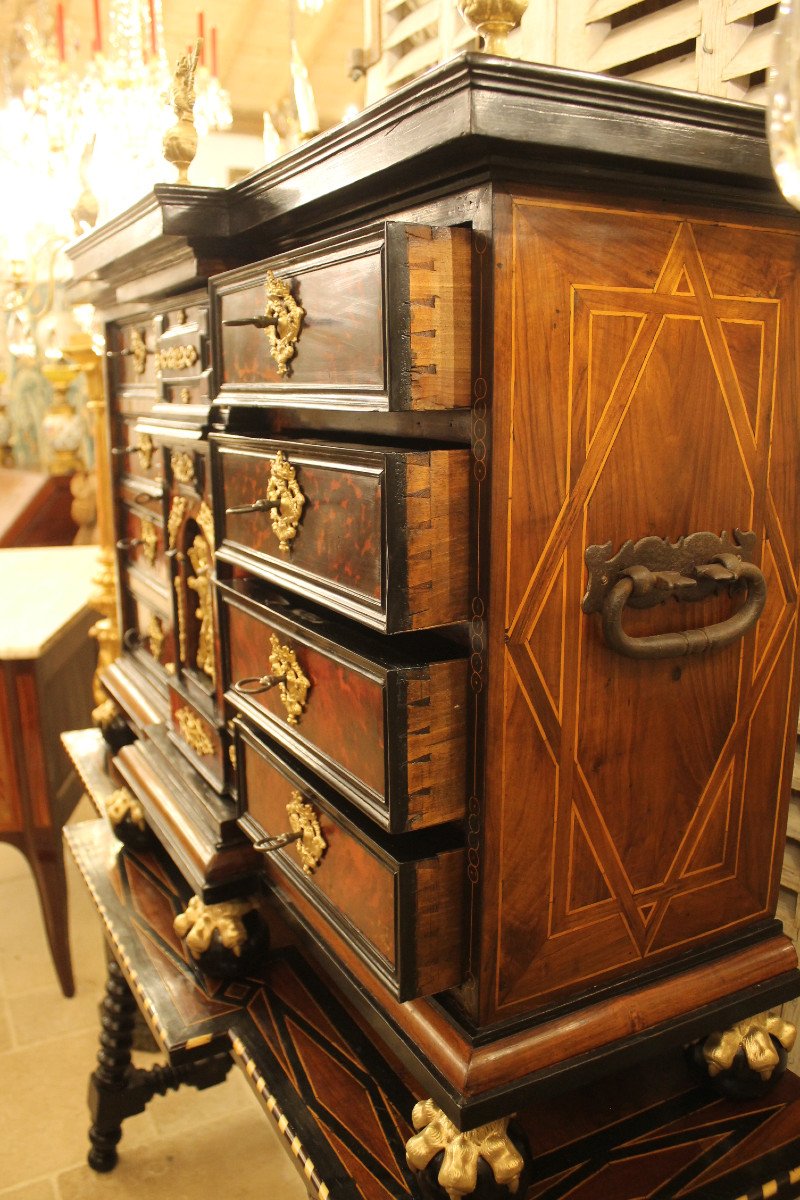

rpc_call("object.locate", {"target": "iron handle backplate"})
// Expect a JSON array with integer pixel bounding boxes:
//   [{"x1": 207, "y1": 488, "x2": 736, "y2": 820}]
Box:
[{"x1": 582, "y1": 531, "x2": 766, "y2": 662}]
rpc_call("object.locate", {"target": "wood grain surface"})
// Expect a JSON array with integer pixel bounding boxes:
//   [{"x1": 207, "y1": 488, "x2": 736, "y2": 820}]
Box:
[{"x1": 480, "y1": 190, "x2": 800, "y2": 1024}]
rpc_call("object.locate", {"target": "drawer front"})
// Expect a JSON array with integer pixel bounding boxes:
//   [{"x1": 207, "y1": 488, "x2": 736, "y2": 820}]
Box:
[
  {"x1": 120, "y1": 569, "x2": 176, "y2": 685},
  {"x1": 156, "y1": 303, "x2": 207, "y2": 379},
  {"x1": 117, "y1": 501, "x2": 167, "y2": 584},
  {"x1": 108, "y1": 318, "x2": 158, "y2": 393},
  {"x1": 169, "y1": 690, "x2": 225, "y2": 790},
  {"x1": 213, "y1": 435, "x2": 470, "y2": 633},
  {"x1": 236, "y1": 723, "x2": 464, "y2": 1001},
  {"x1": 212, "y1": 223, "x2": 471, "y2": 411},
  {"x1": 112, "y1": 419, "x2": 164, "y2": 484},
  {"x1": 221, "y1": 582, "x2": 468, "y2": 832}
]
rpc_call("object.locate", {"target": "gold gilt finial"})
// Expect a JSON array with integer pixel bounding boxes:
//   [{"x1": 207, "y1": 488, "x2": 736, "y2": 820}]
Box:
[{"x1": 163, "y1": 39, "x2": 202, "y2": 185}]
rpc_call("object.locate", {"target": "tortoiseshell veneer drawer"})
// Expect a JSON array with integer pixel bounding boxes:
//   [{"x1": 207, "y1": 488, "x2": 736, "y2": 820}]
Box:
[
  {"x1": 235, "y1": 721, "x2": 464, "y2": 1002},
  {"x1": 212, "y1": 434, "x2": 470, "y2": 633},
  {"x1": 211, "y1": 222, "x2": 471, "y2": 411},
  {"x1": 219, "y1": 580, "x2": 467, "y2": 833}
]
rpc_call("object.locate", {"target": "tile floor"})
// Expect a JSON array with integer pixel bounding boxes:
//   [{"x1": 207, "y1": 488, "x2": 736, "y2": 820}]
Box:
[{"x1": 0, "y1": 799, "x2": 307, "y2": 1199}]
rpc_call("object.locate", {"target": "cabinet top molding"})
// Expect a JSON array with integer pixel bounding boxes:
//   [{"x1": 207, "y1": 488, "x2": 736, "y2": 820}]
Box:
[{"x1": 67, "y1": 52, "x2": 779, "y2": 294}]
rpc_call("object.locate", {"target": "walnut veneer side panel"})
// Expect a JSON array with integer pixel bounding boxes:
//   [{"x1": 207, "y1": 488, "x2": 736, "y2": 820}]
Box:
[{"x1": 479, "y1": 191, "x2": 800, "y2": 1024}]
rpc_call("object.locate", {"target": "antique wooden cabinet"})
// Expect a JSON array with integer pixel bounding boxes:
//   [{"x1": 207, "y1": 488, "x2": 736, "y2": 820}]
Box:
[{"x1": 67, "y1": 56, "x2": 800, "y2": 1192}]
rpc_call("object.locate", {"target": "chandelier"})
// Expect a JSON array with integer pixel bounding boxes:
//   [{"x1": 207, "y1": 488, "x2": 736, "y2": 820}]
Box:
[{"x1": 8, "y1": 1, "x2": 233, "y2": 235}]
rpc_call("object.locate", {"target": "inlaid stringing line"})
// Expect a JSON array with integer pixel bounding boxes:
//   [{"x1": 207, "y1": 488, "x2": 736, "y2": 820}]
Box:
[{"x1": 231, "y1": 1035, "x2": 330, "y2": 1200}]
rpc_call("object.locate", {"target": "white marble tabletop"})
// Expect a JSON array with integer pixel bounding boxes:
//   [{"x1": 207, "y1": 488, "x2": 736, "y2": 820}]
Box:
[{"x1": 0, "y1": 546, "x2": 99, "y2": 659}]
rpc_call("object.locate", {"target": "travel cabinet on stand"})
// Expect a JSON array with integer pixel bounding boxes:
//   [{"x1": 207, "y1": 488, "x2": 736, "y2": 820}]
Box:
[{"x1": 63, "y1": 57, "x2": 800, "y2": 1197}]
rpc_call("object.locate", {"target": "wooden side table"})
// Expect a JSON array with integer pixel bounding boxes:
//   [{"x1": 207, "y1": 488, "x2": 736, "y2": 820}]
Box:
[
  {"x1": 0, "y1": 546, "x2": 98, "y2": 995},
  {"x1": 64, "y1": 729, "x2": 800, "y2": 1199}
]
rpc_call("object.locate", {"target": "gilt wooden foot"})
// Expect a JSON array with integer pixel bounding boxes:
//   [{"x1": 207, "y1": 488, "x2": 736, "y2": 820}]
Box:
[
  {"x1": 104, "y1": 785, "x2": 154, "y2": 852},
  {"x1": 173, "y1": 894, "x2": 269, "y2": 979},
  {"x1": 691, "y1": 1012, "x2": 797, "y2": 1100},
  {"x1": 405, "y1": 1099, "x2": 532, "y2": 1200}
]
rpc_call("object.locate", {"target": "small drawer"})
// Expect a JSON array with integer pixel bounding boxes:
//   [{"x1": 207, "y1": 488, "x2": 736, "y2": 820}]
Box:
[
  {"x1": 120, "y1": 570, "x2": 177, "y2": 683},
  {"x1": 108, "y1": 318, "x2": 158, "y2": 392},
  {"x1": 213, "y1": 434, "x2": 470, "y2": 633},
  {"x1": 220, "y1": 581, "x2": 467, "y2": 833},
  {"x1": 117, "y1": 502, "x2": 167, "y2": 582},
  {"x1": 155, "y1": 305, "x2": 209, "y2": 383},
  {"x1": 212, "y1": 222, "x2": 471, "y2": 412},
  {"x1": 236, "y1": 722, "x2": 464, "y2": 1001},
  {"x1": 112, "y1": 419, "x2": 164, "y2": 484},
  {"x1": 168, "y1": 689, "x2": 225, "y2": 790}
]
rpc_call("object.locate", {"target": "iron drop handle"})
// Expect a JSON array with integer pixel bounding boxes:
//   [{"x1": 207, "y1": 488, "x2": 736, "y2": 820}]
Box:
[
  {"x1": 225, "y1": 498, "x2": 280, "y2": 516},
  {"x1": 601, "y1": 557, "x2": 766, "y2": 660},
  {"x1": 231, "y1": 674, "x2": 280, "y2": 696},
  {"x1": 222, "y1": 315, "x2": 278, "y2": 330},
  {"x1": 116, "y1": 536, "x2": 144, "y2": 551},
  {"x1": 252, "y1": 829, "x2": 302, "y2": 853}
]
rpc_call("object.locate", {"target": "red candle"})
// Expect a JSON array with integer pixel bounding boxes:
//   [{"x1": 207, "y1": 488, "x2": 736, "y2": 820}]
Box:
[
  {"x1": 93, "y1": 0, "x2": 102, "y2": 54},
  {"x1": 210, "y1": 26, "x2": 218, "y2": 77},
  {"x1": 197, "y1": 12, "x2": 205, "y2": 65},
  {"x1": 55, "y1": 3, "x2": 65, "y2": 62},
  {"x1": 148, "y1": 0, "x2": 157, "y2": 55}
]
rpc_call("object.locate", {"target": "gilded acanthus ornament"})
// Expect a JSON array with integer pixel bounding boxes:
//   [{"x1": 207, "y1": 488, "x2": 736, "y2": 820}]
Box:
[
  {"x1": 136, "y1": 432, "x2": 155, "y2": 470},
  {"x1": 264, "y1": 272, "x2": 304, "y2": 377},
  {"x1": 129, "y1": 329, "x2": 149, "y2": 376},
  {"x1": 174, "y1": 575, "x2": 188, "y2": 663},
  {"x1": 140, "y1": 519, "x2": 158, "y2": 567},
  {"x1": 157, "y1": 344, "x2": 199, "y2": 371},
  {"x1": 406, "y1": 1101, "x2": 525, "y2": 1200},
  {"x1": 702, "y1": 1013, "x2": 797, "y2": 1081},
  {"x1": 168, "y1": 495, "x2": 189, "y2": 550},
  {"x1": 147, "y1": 613, "x2": 165, "y2": 661},
  {"x1": 175, "y1": 706, "x2": 214, "y2": 757},
  {"x1": 196, "y1": 501, "x2": 215, "y2": 552},
  {"x1": 269, "y1": 635, "x2": 310, "y2": 725},
  {"x1": 105, "y1": 787, "x2": 146, "y2": 833},
  {"x1": 174, "y1": 895, "x2": 257, "y2": 957},
  {"x1": 267, "y1": 450, "x2": 305, "y2": 554},
  {"x1": 187, "y1": 535, "x2": 216, "y2": 684},
  {"x1": 170, "y1": 450, "x2": 195, "y2": 485},
  {"x1": 286, "y1": 791, "x2": 326, "y2": 875}
]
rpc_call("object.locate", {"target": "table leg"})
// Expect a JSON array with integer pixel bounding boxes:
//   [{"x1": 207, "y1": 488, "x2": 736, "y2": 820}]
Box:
[
  {"x1": 26, "y1": 832, "x2": 74, "y2": 998},
  {"x1": 87, "y1": 955, "x2": 233, "y2": 1172}
]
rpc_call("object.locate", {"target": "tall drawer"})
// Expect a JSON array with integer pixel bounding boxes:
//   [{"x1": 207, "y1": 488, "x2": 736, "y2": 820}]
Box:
[
  {"x1": 211, "y1": 223, "x2": 471, "y2": 412},
  {"x1": 219, "y1": 581, "x2": 467, "y2": 833},
  {"x1": 119, "y1": 567, "x2": 176, "y2": 686},
  {"x1": 213, "y1": 434, "x2": 470, "y2": 633},
  {"x1": 236, "y1": 721, "x2": 464, "y2": 1001}
]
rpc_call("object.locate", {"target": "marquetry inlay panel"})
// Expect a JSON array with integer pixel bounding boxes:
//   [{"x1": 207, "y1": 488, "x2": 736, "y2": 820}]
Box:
[{"x1": 483, "y1": 196, "x2": 800, "y2": 1021}]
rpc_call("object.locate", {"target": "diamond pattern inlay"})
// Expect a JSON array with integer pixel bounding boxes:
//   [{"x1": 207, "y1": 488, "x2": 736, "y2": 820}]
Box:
[{"x1": 497, "y1": 207, "x2": 799, "y2": 1008}]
